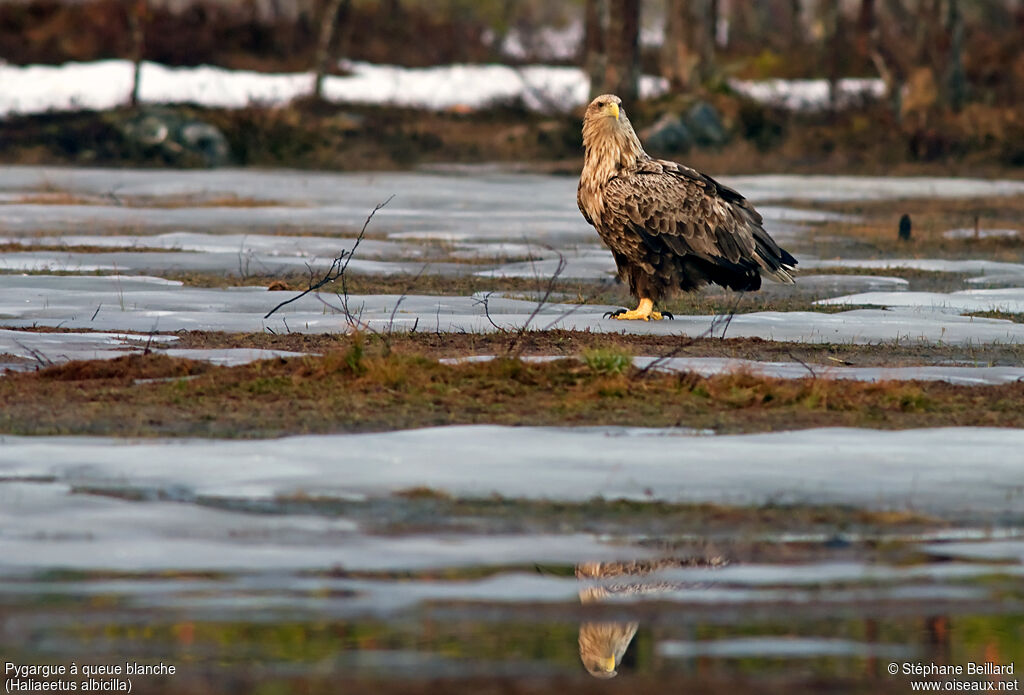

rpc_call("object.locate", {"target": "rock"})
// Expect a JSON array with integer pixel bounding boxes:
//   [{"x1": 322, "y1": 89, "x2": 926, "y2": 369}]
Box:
[
  {"x1": 121, "y1": 113, "x2": 170, "y2": 147},
  {"x1": 640, "y1": 113, "x2": 693, "y2": 154},
  {"x1": 117, "y1": 109, "x2": 230, "y2": 167},
  {"x1": 178, "y1": 121, "x2": 230, "y2": 167},
  {"x1": 685, "y1": 101, "x2": 728, "y2": 146}
]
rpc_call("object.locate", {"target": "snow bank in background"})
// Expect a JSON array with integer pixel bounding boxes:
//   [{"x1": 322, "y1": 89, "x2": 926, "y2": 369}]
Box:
[
  {"x1": 0, "y1": 60, "x2": 668, "y2": 116},
  {"x1": 0, "y1": 59, "x2": 889, "y2": 116},
  {"x1": 0, "y1": 61, "x2": 313, "y2": 116},
  {"x1": 729, "y1": 78, "x2": 885, "y2": 112}
]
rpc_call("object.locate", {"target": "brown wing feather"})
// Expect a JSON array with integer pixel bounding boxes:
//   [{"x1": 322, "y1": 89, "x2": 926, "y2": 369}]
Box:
[{"x1": 600, "y1": 159, "x2": 796, "y2": 292}]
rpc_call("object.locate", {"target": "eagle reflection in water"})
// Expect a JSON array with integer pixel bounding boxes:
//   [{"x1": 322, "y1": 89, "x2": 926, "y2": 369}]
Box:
[{"x1": 576, "y1": 556, "x2": 727, "y2": 679}]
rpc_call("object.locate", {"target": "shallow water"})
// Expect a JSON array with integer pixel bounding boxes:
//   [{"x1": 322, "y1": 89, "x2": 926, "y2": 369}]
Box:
[
  {"x1": 3, "y1": 166, "x2": 1024, "y2": 693},
  {"x1": 3, "y1": 426, "x2": 1024, "y2": 691}
]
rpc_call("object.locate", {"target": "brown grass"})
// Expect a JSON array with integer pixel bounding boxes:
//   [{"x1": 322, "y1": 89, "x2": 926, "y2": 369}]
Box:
[
  {"x1": 35, "y1": 353, "x2": 209, "y2": 381},
  {"x1": 2, "y1": 344, "x2": 1023, "y2": 438}
]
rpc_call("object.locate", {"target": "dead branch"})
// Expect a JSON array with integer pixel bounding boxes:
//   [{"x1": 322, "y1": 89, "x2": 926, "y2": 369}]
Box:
[
  {"x1": 12, "y1": 340, "x2": 54, "y2": 368},
  {"x1": 264, "y1": 195, "x2": 393, "y2": 320},
  {"x1": 505, "y1": 250, "x2": 568, "y2": 356},
  {"x1": 473, "y1": 291, "x2": 508, "y2": 334},
  {"x1": 712, "y1": 291, "x2": 744, "y2": 340},
  {"x1": 786, "y1": 350, "x2": 817, "y2": 378}
]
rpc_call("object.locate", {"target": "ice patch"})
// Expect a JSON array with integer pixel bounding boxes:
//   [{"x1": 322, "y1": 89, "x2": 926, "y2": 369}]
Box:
[
  {"x1": 943, "y1": 227, "x2": 1020, "y2": 240},
  {"x1": 3, "y1": 275, "x2": 1024, "y2": 344},
  {"x1": 724, "y1": 176, "x2": 1024, "y2": 203},
  {"x1": 801, "y1": 258, "x2": 1024, "y2": 276},
  {"x1": 2, "y1": 426, "x2": 1024, "y2": 518},
  {"x1": 0, "y1": 328, "x2": 308, "y2": 371},
  {"x1": 0, "y1": 328, "x2": 176, "y2": 366},
  {"x1": 818, "y1": 288, "x2": 1024, "y2": 315}
]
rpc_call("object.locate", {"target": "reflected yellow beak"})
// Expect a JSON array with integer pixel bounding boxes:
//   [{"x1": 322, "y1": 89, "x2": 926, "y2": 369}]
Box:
[
  {"x1": 609, "y1": 103, "x2": 620, "y2": 121},
  {"x1": 601, "y1": 655, "x2": 616, "y2": 672}
]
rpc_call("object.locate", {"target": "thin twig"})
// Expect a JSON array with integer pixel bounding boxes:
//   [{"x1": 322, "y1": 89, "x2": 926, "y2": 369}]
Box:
[
  {"x1": 786, "y1": 350, "x2": 817, "y2": 378},
  {"x1": 474, "y1": 291, "x2": 507, "y2": 333},
  {"x1": 264, "y1": 195, "x2": 394, "y2": 320},
  {"x1": 12, "y1": 340, "x2": 54, "y2": 368},
  {"x1": 711, "y1": 292, "x2": 744, "y2": 341},
  {"x1": 505, "y1": 250, "x2": 567, "y2": 356}
]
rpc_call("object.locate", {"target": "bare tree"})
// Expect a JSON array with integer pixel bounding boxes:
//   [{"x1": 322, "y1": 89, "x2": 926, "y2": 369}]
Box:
[
  {"x1": 944, "y1": 0, "x2": 965, "y2": 111},
  {"x1": 869, "y1": 0, "x2": 969, "y2": 120},
  {"x1": 127, "y1": 0, "x2": 146, "y2": 107},
  {"x1": 662, "y1": 0, "x2": 697, "y2": 90},
  {"x1": 787, "y1": 0, "x2": 804, "y2": 45},
  {"x1": 662, "y1": 0, "x2": 716, "y2": 91},
  {"x1": 602, "y1": 0, "x2": 640, "y2": 102},
  {"x1": 825, "y1": 0, "x2": 844, "y2": 111},
  {"x1": 313, "y1": 0, "x2": 351, "y2": 101},
  {"x1": 696, "y1": 0, "x2": 716, "y2": 83}
]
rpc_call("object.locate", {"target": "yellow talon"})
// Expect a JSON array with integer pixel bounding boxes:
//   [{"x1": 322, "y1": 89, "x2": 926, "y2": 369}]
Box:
[{"x1": 610, "y1": 298, "x2": 665, "y2": 321}]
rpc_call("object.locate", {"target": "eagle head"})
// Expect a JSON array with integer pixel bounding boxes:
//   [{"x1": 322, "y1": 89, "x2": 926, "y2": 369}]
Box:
[
  {"x1": 585, "y1": 94, "x2": 622, "y2": 123},
  {"x1": 580, "y1": 94, "x2": 645, "y2": 193}
]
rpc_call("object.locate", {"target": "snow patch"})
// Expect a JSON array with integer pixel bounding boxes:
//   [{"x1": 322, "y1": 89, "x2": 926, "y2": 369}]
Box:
[
  {"x1": 0, "y1": 59, "x2": 669, "y2": 116},
  {"x1": 729, "y1": 78, "x2": 886, "y2": 112}
]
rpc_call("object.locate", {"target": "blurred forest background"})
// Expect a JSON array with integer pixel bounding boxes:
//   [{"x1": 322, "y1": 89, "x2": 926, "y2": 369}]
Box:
[{"x1": 0, "y1": 0, "x2": 1021, "y2": 174}]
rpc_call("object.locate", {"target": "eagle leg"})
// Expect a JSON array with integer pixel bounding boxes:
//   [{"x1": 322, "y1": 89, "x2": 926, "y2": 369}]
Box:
[{"x1": 605, "y1": 297, "x2": 669, "y2": 321}]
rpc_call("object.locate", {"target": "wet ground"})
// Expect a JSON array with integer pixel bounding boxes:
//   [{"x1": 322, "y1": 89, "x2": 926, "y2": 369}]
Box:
[{"x1": 2, "y1": 165, "x2": 1024, "y2": 693}]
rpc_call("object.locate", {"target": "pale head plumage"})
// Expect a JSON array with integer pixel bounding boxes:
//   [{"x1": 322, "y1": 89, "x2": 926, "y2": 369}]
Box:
[{"x1": 580, "y1": 95, "x2": 648, "y2": 217}]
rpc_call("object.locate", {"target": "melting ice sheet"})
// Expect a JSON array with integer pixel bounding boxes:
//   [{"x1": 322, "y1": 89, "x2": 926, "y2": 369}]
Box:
[
  {"x1": 1, "y1": 167, "x2": 1020, "y2": 239},
  {"x1": 2, "y1": 426, "x2": 1023, "y2": 518},
  {"x1": 4, "y1": 274, "x2": 1024, "y2": 343},
  {"x1": 0, "y1": 327, "x2": 304, "y2": 372},
  {"x1": 818, "y1": 288, "x2": 1024, "y2": 314}
]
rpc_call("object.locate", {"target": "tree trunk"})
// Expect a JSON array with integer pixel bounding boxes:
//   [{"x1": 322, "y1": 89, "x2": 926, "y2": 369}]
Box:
[
  {"x1": 697, "y1": 0, "x2": 716, "y2": 82},
  {"x1": 661, "y1": 0, "x2": 694, "y2": 91},
  {"x1": 945, "y1": 0, "x2": 965, "y2": 111},
  {"x1": 603, "y1": 0, "x2": 640, "y2": 103},
  {"x1": 313, "y1": 0, "x2": 349, "y2": 101},
  {"x1": 584, "y1": 0, "x2": 608, "y2": 99},
  {"x1": 858, "y1": 0, "x2": 875, "y2": 31},
  {"x1": 825, "y1": 0, "x2": 843, "y2": 111},
  {"x1": 788, "y1": 0, "x2": 803, "y2": 44},
  {"x1": 661, "y1": 0, "x2": 716, "y2": 91},
  {"x1": 127, "y1": 0, "x2": 146, "y2": 108}
]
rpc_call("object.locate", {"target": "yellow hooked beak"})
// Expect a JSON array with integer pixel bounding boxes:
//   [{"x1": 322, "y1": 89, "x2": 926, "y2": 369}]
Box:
[
  {"x1": 608, "y1": 103, "x2": 620, "y2": 121},
  {"x1": 600, "y1": 655, "x2": 616, "y2": 673}
]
